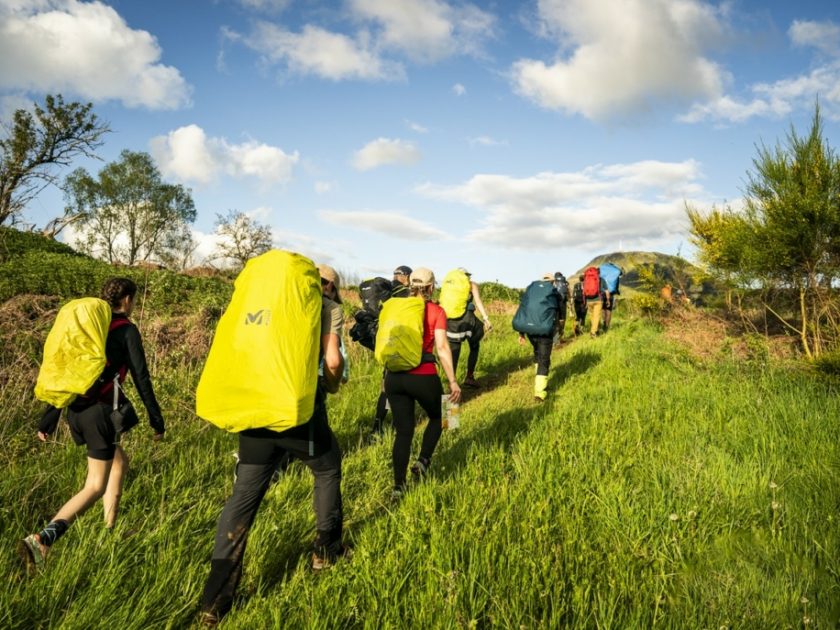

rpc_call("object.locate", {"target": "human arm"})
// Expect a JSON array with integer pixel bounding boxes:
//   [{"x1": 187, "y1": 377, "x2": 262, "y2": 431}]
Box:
[
  {"x1": 123, "y1": 325, "x2": 165, "y2": 436},
  {"x1": 37, "y1": 405, "x2": 61, "y2": 441},
  {"x1": 320, "y1": 299, "x2": 345, "y2": 394},
  {"x1": 470, "y1": 282, "x2": 492, "y2": 331},
  {"x1": 434, "y1": 328, "x2": 461, "y2": 403},
  {"x1": 321, "y1": 332, "x2": 344, "y2": 394}
]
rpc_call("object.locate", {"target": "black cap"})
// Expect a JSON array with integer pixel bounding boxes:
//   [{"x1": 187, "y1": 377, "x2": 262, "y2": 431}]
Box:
[{"x1": 393, "y1": 265, "x2": 412, "y2": 276}]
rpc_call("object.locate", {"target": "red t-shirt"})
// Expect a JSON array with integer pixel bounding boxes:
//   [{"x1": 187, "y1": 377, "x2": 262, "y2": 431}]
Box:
[{"x1": 409, "y1": 301, "x2": 447, "y2": 375}]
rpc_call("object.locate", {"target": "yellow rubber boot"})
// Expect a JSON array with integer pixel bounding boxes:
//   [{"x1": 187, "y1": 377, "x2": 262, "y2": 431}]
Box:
[{"x1": 534, "y1": 375, "x2": 548, "y2": 401}]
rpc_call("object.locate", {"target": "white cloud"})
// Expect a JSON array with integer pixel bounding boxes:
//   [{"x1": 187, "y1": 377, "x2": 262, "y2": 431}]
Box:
[
  {"x1": 512, "y1": 0, "x2": 727, "y2": 121},
  {"x1": 452, "y1": 83, "x2": 466, "y2": 96},
  {"x1": 315, "y1": 181, "x2": 335, "y2": 194},
  {"x1": 406, "y1": 120, "x2": 429, "y2": 133},
  {"x1": 0, "y1": 0, "x2": 191, "y2": 109},
  {"x1": 681, "y1": 60, "x2": 840, "y2": 123},
  {"x1": 469, "y1": 135, "x2": 507, "y2": 147},
  {"x1": 790, "y1": 19, "x2": 840, "y2": 57},
  {"x1": 149, "y1": 124, "x2": 299, "y2": 185},
  {"x1": 352, "y1": 138, "x2": 421, "y2": 171},
  {"x1": 241, "y1": 21, "x2": 403, "y2": 81},
  {"x1": 416, "y1": 159, "x2": 704, "y2": 250},
  {"x1": 349, "y1": 0, "x2": 495, "y2": 62},
  {"x1": 319, "y1": 210, "x2": 448, "y2": 241}
]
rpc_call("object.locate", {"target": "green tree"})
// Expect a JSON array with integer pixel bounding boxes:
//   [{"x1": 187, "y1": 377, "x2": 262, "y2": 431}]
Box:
[
  {"x1": 688, "y1": 105, "x2": 840, "y2": 357},
  {"x1": 0, "y1": 94, "x2": 109, "y2": 227},
  {"x1": 65, "y1": 150, "x2": 196, "y2": 265},
  {"x1": 212, "y1": 210, "x2": 273, "y2": 270}
]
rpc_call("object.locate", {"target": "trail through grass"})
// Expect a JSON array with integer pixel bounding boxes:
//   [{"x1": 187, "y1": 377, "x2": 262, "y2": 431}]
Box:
[{"x1": 2, "y1": 315, "x2": 839, "y2": 628}]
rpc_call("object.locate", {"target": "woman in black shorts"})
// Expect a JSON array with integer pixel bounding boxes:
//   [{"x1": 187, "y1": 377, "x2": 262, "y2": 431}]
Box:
[{"x1": 19, "y1": 278, "x2": 165, "y2": 573}]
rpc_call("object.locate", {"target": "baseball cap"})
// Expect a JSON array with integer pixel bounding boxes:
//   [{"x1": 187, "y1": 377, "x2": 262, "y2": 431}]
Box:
[
  {"x1": 393, "y1": 265, "x2": 412, "y2": 276},
  {"x1": 457, "y1": 267, "x2": 471, "y2": 276},
  {"x1": 410, "y1": 267, "x2": 435, "y2": 287},
  {"x1": 317, "y1": 264, "x2": 342, "y2": 303},
  {"x1": 542, "y1": 272, "x2": 553, "y2": 281}
]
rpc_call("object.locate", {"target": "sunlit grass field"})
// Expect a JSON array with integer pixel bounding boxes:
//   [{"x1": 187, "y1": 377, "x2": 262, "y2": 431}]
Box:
[{"x1": 2, "y1": 312, "x2": 839, "y2": 628}]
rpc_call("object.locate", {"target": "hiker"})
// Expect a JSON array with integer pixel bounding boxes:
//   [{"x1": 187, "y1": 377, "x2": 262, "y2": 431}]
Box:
[
  {"x1": 440, "y1": 268, "x2": 492, "y2": 388},
  {"x1": 572, "y1": 275, "x2": 586, "y2": 336},
  {"x1": 552, "y1": 272, "x2": 569, "y2": 346},
  {"x1": 582, "y1": 266, "x2": 609, "y2": 338},
  {"x1": 370, "y1": 265, "x2": 413, "y2": 435},
  {"x1": 380, "y1": 267, "x2": 461, "y2": 498},
  {"x1": 513, "y1": 275, "x2": 561, "y2": 402},
  {"x1": 19, "y1": 277, "x2": 165, "y2": 574},
  {"x1": 391, "y1": 264, "x2": 412, "y2": 298},
  {"x1": 198, "y1": 252, "x2": 347, "y2": 625},
  {"x1": 598, "y1": 262, "x2": 622, "y2": 332}
]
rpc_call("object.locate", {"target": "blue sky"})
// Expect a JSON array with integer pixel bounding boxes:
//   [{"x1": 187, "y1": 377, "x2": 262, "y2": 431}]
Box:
[{"x1": 2, "y1": 0, "x2": 840, "y2": 287}]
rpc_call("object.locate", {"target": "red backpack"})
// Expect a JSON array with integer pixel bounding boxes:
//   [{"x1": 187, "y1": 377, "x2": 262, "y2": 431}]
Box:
[{"x1": 583, "y1": 267, "x2": 600, "y2": 299}]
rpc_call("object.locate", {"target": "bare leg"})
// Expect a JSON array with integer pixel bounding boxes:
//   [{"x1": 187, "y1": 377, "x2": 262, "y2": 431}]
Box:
[
  {"x1": 103, "y1": 446, "x2": 129, "y2": 528},
  {"x1": 53, "y1": 457, "x2": 113, "y2": 524}
]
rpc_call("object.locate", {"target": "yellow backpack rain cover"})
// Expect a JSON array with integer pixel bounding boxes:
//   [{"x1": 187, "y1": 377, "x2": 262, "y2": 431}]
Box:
[
  {"x1": 196, "y1": 250, "x2": 321, "y2": 433},
  {"x1": 439, "y1": 269, "x2": 471, "y2": 319},
  {"x1": 34, "y1": 298, "x2": 113, "y2": 408},
  {"x1": 374, "y1": 297, "x2": 425, "y2": 372}
]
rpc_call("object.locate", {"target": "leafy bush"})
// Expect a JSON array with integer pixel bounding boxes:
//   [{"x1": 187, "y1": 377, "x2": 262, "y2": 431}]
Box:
[
  {"x1": 478, "y1": 281, "x2": 521, "y2": 303},
  {"x1": 814, "y1": 350, "x2": 840, "y2": 377},
  {"x1": 0, "y1": 226, "x2": 82, "y2": 261}
]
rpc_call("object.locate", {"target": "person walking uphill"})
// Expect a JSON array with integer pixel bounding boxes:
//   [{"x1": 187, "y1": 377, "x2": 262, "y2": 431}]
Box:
[
  {"x1": 582, "y1": 266, "x2": 609, "y2": 338},
  {"x1": 375, "y1": 268, "x2": 461, "y2": 499},
  {"x1": 512, "y1": 275, "x2": 561, "y2": 402},
  {"x1": 197, "y1": 251, "x2": 347, "y2": 626},
  {"x1": 439, "y1": 268, "x2": 492, "y2": 388},
  {"x1": 20, "y1": 277, "x2": 165, "y2": 574}
]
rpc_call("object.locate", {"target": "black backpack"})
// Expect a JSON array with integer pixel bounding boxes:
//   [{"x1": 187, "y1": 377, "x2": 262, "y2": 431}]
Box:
[
  {"x1": 512, "y1": 281, "x2": 559, "y2": 336},
  {"x1": 350, "y1": 277, "x2": 393, "y2": 350},
  {"x1": 553, "y1": 272, "x2": 569, "y2": 301},
  {"x1": 359, "y1": 277, "x2": 393, "y2": 315},
  {"x1": 572, "y1": 282, "x2": 584, "y2": 306}
]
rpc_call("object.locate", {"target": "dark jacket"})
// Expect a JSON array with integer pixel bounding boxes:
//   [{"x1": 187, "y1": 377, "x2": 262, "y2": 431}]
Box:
[{"x1": 38, "y1": 313, "x2": 165, "y2": 435}]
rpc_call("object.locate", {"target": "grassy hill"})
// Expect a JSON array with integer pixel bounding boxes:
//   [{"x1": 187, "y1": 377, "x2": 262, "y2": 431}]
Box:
[
  {"x1": 571, "y1": 250, "x2": 717, "y2": 301},
  {"x1": 1, "y1": 230, "x2": 839, "y2": 628}
]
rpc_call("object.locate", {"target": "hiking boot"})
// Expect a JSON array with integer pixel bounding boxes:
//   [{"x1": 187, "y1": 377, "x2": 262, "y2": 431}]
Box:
[
  {"x1": 198, "y1": 611, "x2": 220, "y2": 627},
  {"x1": 410, "y1": 457, "x2": 430, "y2": 481},
  {"x1": 463, "y1": 376, "x2": 480, "y2": 388},
  {"x1": 390, "y1": 485, "x2": 406, "y2": 503},
  {"x1": 590, "y1": 333, "x2": 597, "y2": 339},
  {"x1": 18, "y1": 534, "x2": 47, "y2": 575},
  {"x1": 311, "y1": 544, "x2": 353, "y2": 572},
  {"x1": 534, "y1": 396, "x2": 545, "y2": 403}
]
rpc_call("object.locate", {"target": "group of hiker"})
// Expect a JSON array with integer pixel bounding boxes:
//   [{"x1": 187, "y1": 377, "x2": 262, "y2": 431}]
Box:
[{"x1": 19, "y1": 252, "x2": 621, "y2": 625}]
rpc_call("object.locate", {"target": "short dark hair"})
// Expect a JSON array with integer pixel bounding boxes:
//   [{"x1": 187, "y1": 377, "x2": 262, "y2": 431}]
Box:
[{"x1": 101, "y1": 277, "x2": 138, "y2": 308}]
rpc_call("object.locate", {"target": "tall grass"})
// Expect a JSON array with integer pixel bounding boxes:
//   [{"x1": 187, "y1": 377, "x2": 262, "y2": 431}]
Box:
[{"x1": 2, "y1": 310, "x2": 839, "y2": 628}]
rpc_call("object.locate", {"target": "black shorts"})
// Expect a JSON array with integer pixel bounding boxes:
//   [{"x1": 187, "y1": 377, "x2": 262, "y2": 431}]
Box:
[
  {"x1": 445, "y1": 310, "x2": 485, "y2": 345},
  {"x1": 602, "y1": 294, "x2": 616, "y2": 310},
  {"x1": 67, "y1": 403, "x2": 120, "y2": 461}
]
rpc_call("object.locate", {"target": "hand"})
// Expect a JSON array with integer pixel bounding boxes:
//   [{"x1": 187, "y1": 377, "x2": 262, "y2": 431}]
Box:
[
  {"x1": 483, "y1": 318, "x2": 493, "y2": 332},
  {"x1": 152, "y1": 432, "x2": 164, "y2": 442},
  {"x1": 448, "y1": 383, "x2": 461, "y2": 404},
  {"x1": 518, "y1": 335, "x2": 526, "y2": 346},
  {"x1": 37, "y1": 431, "x2": 48, "y2": 442}
]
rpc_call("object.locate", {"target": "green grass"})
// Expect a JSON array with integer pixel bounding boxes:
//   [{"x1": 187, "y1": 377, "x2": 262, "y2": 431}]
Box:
[{"x1": 2, "y1": 303, "x2": 840, "y2": 628}]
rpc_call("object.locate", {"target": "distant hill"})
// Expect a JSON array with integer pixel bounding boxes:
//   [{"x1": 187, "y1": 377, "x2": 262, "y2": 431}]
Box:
[{"x1": 571, "y1": 251, "x2": 717, "y2": 301}]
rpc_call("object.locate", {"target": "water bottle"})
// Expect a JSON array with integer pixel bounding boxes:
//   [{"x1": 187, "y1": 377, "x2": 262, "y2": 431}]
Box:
[{"x1": 442, "y1": 395, "x2": 460, "y2": 430}]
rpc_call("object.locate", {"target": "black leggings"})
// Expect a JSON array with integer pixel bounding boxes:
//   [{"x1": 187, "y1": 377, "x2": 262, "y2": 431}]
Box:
[
  {"x1": 384, "y1": 371, "x2": 444, "y2": 487},
  {"x1": 450, "y1": 337, "x2": 480, "y2": 376}
]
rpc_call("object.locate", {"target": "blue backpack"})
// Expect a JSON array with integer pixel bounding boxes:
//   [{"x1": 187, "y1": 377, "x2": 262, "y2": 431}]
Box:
[
  {"x1": 512, "y1": 281, "x2": 559, "y2": 336},
  {"x1": 599, "y1": 262, "x2": 622, "y2": 294}
]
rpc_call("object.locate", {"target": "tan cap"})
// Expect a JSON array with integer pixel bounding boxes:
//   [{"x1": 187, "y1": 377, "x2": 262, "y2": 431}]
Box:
[
  {"x1": 542, "y1": 272, "x2": 553, "y2": 281},
  {"x1": 317, "y1": 264, "x2": 342, "y2": 303},
  {"x1": 410, "y1": 267, "x2": 435, "y2": 287}
]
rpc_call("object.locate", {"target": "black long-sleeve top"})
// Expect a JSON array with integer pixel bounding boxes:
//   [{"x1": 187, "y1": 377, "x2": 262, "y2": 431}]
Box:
[{"x1": 38, "y1": 313, "x2": 165, "y2": 435}]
